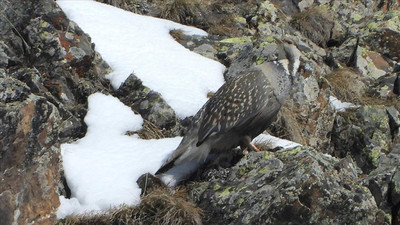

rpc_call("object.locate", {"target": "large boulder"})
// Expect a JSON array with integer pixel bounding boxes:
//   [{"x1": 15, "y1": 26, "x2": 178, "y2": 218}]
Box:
[
  {"x1": 0, "y1": 75, "x2": 62, "y2": 224},
  {"x1": 365, "y1": 143, "x2": 400, "y2": 223},
  {"x1": 115, "y1": 73, "x2": 180, "y2": 135},
  {"x1": 0, "y1": 0, "x2": 113, "y2": 223},
  {"x1": 331, "y1": 105, "x2": 393, "y2": 173},
  {"x1": 191, "y1": 147, "x2": 388, "y2": 224}
]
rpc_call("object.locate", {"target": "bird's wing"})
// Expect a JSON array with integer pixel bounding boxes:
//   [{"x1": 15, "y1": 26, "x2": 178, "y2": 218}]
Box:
[{"x1": 197, "y1": 69, "x2": 277, "y2": 146}]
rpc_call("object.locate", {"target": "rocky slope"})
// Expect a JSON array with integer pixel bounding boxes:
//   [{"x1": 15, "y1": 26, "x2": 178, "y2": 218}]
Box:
[{"x1": 1, "y1": 0, "x2": 400, "y2": 224}]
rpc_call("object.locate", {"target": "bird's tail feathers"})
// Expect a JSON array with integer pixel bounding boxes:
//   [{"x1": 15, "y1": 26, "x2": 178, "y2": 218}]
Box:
[
  {"x1": 175, "y1": 142, "x2": 210, "y2": 164},
  {"x1": 157, "y1": 143, "x2": 211, "y2": 187},
  {"x1": 156, "y1": 160, "x2": 200, "y2": 187}
]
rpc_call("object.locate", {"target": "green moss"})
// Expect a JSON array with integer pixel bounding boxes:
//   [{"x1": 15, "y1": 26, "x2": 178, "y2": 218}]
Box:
[
  {"x1": 352, "y1": 14, "x2": 363, "y2": 22},
  {"x1": 279, "y1": 146, "x2": 303, "y2": 158},
  {"x1": 41, "y1": 31, "x2": 49, "y2": 39},
  {"x1": 256, "y1": 56, "x2": 266, "y2": 65},
  {"x1": 220, "y1": 36, "x2": 252, "y2": 44},
  {"x1": 263, "y1": 151, "x2": 273, "y2": 159},
  {"x1": 385, "y1": 212, "x2": 392, "y2": 223},
  {"x1": 258, "y1": 167, "x2": 270, "y2": 174},
  {"x1": 386, "y1": 16, "x2": 400, "y2": 30},
  {"x1": 370, "y1": 149, "x2": 381, "y2": 166},
  {"x1": 213, "y1": 184, "x2": 221, "y2": 191},
  {"x1": 331, "y1": 2, "x2": 339, "y2": 11},
  {"x1": 238, "y1": 166, "x2": 247, "y2": 176},
  {"x1": 234, "y1": 17, "x2": 246, "y2": 24},
  {"x1": 361, "y1": 47, "x2": 368, "y2": 57},
  {"x1": 40, "y1": 21, "x2": 49, "y2": 28},
  {"x1": 219, "y1": 187, "x2": 231, "y2": 198},
  {"x1": 218, "y1": 45, "x2": 229, "y2": 52},
  {"x1": 236, "y1": 198, "x2": 244, "y2": 206},
  {"x1": 366, "y1": 22, "x2": 379, "y2": 31}
]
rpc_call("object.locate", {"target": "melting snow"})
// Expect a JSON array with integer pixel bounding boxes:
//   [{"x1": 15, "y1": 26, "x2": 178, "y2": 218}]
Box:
[
  {"x1": 58, "y1": 93, "x2": 182, "y2": 217},
  {"x1": 57, "y1": 0, "x2": 225, "y2": 119},
  {"x1": 254, "y1": 133, "x2": 302, "y2": 149},
  {"x1": 329, "y1": 96, "x2": 360, "y2": 112}
]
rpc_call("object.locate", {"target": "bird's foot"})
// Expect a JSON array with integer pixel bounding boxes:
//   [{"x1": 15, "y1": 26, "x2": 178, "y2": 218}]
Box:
[
  {"x1": 242, "y1": 142, "x2": 260, "y2": 154},
  {"x1": 249, "y1": 142, "x2": 260, "y2": 152}
]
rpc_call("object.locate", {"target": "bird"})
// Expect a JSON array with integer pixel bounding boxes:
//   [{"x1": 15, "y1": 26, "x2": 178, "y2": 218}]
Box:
[{"x1": 155, "y1": 39, "x2": 302, "y2": 187}]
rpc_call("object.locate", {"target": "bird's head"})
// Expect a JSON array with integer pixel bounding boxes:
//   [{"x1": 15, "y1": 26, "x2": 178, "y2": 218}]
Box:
[{"x1": 276, "y1": 38, "x2": 302, "y2": 79}]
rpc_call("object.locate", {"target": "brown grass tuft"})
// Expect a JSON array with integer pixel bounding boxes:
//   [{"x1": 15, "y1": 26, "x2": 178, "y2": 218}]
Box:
[
  {"x1": 268, "y1": 104, "x2": 307, "y2": 146},
  {"x1": 160, "y1": 0, "x2": 200, "y2": 25},
  {"x1": 130, "y1": 119, "x2": 165, "y2": 140},
  {"x1": 56, "y1": 187, "x2": 203, "y2": 225},
  {"x1": 325, "y1": 68, "x2": 366, "y2": 104},
  {"x1": 170, "y1": 29, "x2": 185, "y2": 42},
  {"x1": 291, "y1": 5, "x2": 334, "y2": 48},
  {"x1": 325, "y1": 68, "x2": 400, "y2": 110}
]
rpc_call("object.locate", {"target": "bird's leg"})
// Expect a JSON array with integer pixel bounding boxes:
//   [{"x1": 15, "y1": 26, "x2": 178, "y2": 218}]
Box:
[
  {"x1": 248, "y1": 142, "x2": 260, "y2": 152},
  {"x1": 240, "y1": 136, "x2": 260, "y2": 154}
]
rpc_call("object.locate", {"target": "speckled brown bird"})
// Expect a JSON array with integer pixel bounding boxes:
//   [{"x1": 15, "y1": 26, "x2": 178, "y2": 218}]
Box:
[{"x1": 156, "y1": 39, "x2": 302, "y2": 187}]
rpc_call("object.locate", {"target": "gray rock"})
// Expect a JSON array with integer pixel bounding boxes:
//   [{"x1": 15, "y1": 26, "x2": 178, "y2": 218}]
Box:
[
  {"x1": 331, "y1": 105, "x2": 392, "y2": 173},
  {"x1": 0, "y1": 77, "x2": 30, "y2": 103},
  {"x1": 0, "y1": 94, "x2": 63, "y2": 224},
  {"x1": 115, "y1": 73, "x2": 179, "y2": 134},
  {"x1": 0, "y1": 0, "x2": 114, "y2": 223},
  {"x1": 364, "y1": 143, "x2": 400, "y2": 222},
  {"x1": 387, "y1": 106, "x2": 400, "y2": 140},
  {"x1": 191, "y1": 147, "x2": 388, "y2": 224}
]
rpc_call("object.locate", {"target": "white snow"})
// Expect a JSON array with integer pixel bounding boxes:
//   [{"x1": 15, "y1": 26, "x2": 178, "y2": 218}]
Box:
[
  {"x1": 58, "y1": 93, "x2": 182, "y2": 217},
  {"x1": 254, "y1": 133, "x2": 301, "y2": 149},
  {"x1": 57, "y1": 0, "x2": 225, "y2": 119},
  {"x1": 329, "y1": 96, "x2": 360, "y2": 112}
]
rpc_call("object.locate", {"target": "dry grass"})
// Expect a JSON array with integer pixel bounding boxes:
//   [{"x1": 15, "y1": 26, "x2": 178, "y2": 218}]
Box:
[
  {"x1": 128, "y1": 119, "x2": 165, "y2": 139},
  {"x1": 169, "y1": 29, "x2": 185, "y2": 42},
  {"x1": 291, "y1": 5, "x2": 334, "y2": 48},
  {"x1": 326, "y1": 68, "x2": 400, "y2": 110},
  {"x1": 362, "y1": 95, "x2": 400, "y2": 111},
  {"x1": 160, "y1": 0, "x2": 200, "y2": 25},
  {"x1": 268, "y1": 104, "x2": 307, "y2": 146},
  {"x1": 325, "y1": 68, "x2": 366, "y2": 104},
  {"x1": 57, "y1": 187, "x2": 203, "y2": 225}
]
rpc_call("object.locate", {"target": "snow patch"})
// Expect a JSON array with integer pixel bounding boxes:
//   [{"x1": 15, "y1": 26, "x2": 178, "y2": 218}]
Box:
[
  {"x1": 57, "y1": 0, "x2": 225, "y2": 118},
  {"x1": 57, "y1": 93, "x2": 181, "y2": 218},
  {"x1": 329, "y1": 96, "x2": 360, "y2": 112},
  {"x1": 254, "y1": 133, "x2": 301, "y2": 149}
]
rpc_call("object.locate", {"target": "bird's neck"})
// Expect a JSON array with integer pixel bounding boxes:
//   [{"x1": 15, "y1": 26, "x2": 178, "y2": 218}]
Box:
[{"x1": 275, "y1": 59, "x2": 294, "y2": 103}]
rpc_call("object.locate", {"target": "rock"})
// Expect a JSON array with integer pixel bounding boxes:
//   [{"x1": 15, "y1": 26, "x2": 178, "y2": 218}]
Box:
[
  {"x1": 0, "y1": 76, "x2": 30, "y2": 103},
  {"x1": 369, "y1": 28, "x2": 400, "y2": 61},
  {"x1": 115, "y1": 73, "x2": 179, "y2": 134},
  {"x1": 331, "y1": 105, "x2": 392, "y2": 173},
  {"x1": 387, "y1": 106, "x2": 400, "y2": 140},
  {"x1": 191, "y1": 147, "x2": 388, "y2": 224},
  {"x1": 364, "y1": 143, "x2": 400, "y2": 222},
  {"x1": 0, "y1": 0, "x2": 114, "y2": 223},
  {"x1": 99, "y1": 0, "x2": 261, "y2": 36},
  {"x1": 290, "y1": 6, "x2": 339, "y2": 48},
  {"x1": 0, "y1": 94, "x2": 62, "y2": 225}
]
